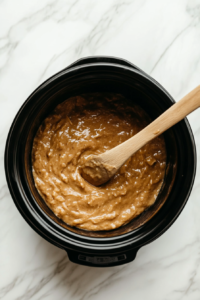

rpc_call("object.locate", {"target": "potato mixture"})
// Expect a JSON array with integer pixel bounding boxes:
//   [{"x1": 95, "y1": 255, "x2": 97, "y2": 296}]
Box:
[{"x1": 32, "y1": 93, "x2": 166, "y2": 231}]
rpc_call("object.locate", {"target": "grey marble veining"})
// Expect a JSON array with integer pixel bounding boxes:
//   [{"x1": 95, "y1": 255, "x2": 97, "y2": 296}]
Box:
[{"x1": 1, "y1": 0, "x2": 200, "y2": 299}]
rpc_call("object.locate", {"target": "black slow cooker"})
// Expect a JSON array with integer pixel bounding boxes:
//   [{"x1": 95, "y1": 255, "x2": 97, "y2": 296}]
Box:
[{"x1": 5, "y1": 56, "x2": 196, "y2": 267}]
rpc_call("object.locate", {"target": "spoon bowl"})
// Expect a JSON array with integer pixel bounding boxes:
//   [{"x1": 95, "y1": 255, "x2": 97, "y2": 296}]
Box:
[{"x1": 81, "y1": 155, "x2": 117, "y2": 186}]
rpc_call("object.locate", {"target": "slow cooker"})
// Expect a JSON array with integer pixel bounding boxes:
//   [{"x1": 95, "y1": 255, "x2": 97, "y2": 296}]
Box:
[{"x1": 5, "y1": 56, "x2": 196, "y2": 267}]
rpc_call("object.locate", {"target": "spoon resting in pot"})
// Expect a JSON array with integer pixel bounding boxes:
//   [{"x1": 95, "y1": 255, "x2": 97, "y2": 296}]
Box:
[{"x1": 81, "y1": 85, "x2": 200, "y2": 186}]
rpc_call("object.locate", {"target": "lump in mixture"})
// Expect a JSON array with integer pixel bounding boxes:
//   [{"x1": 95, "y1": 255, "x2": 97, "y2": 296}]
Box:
[{"x1": 32, "y1": 93, "x2": 166, "y2": 231}]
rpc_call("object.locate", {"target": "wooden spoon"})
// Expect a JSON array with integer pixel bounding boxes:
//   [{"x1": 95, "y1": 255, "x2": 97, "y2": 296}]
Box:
[{"x1": 81, "y1": 85, "x2": 200, "y2": 186}]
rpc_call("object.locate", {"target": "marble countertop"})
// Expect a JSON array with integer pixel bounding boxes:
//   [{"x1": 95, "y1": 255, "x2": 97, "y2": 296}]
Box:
[{"x1": 1, "y1": 0, "x2": 200, "y2": 299}]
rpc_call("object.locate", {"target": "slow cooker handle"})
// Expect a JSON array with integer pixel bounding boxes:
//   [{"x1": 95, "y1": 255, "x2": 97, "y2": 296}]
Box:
[{"x1": 66, "y1": 248, "x2": 140, "y2": 267}]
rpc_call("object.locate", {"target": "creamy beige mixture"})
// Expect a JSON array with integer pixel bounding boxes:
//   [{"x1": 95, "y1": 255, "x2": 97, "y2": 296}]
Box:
[{"x1": 32, "y1": 93, "x2": 166, "y2": 231}]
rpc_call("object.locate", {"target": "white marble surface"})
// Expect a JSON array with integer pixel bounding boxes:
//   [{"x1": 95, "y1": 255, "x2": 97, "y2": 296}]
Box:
[{"x1": 1, "y1": 0, "x2": 200, "y2": 299}]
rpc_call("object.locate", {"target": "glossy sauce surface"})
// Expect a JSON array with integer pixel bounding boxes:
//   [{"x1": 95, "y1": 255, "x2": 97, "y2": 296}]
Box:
[{"x1": 32, "y1": 94, "x2": 166, "y2": 231}]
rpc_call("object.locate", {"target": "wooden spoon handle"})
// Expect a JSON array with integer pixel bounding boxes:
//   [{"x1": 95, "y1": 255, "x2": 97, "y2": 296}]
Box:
[{"x1": 100, "y1": 85, "x2": 200, "y2": 168}]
